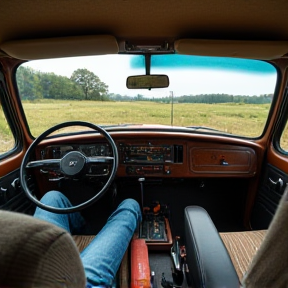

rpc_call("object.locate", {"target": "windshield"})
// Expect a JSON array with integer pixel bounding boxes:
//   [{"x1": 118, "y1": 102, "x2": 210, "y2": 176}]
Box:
[{"x1": 16, "y1": 54, "x2": 277, "y2": 138}]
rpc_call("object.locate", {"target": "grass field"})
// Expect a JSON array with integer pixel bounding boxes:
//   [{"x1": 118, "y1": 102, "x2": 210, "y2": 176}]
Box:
[
  {"x1": 1, "y1": 100, "x2": 285, "y2": 154},
  {"x1": 22, "y1": 100, "x2": 270, "y2": 136}
]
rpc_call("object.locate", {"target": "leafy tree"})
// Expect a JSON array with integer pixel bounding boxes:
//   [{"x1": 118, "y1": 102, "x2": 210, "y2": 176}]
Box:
[
  {"x1": 41, "y1": 73, "x2": 83, "y2": 100},
  {"x1": 16, "y1": 66, "x2": 43, "y2": 100},
  {"x1": 70, "y1": 68, "x2": 108, "y2": 100},
  {"x1": 17, "y1": 66, "x2": 85, "y2": 100}
]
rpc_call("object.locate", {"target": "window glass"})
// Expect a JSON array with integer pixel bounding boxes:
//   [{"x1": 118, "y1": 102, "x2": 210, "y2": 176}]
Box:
[
  {"x1": 16, "y1": 54, "x2": 277, "y2": 138},
  {"x1": 0, "y1": 100, "x2": 15, "y2": 155}
]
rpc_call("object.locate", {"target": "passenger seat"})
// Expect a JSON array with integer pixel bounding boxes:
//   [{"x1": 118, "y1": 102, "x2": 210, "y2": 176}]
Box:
[{"x1": 184, "y1": 186, "x2": 288, "y2": 288}]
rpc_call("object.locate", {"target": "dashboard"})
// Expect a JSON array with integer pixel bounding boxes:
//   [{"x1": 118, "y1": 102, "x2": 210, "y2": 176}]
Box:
[{"x1": 36, "y1": 132, "x2": 258, "y2": 179}]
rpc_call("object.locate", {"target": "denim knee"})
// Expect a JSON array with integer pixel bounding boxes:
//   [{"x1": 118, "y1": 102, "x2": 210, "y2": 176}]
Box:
[
  {"x1": 40, "y1": 190, "x2": 69, "y2": 206},
  {"x1": 119, "y1": 198, "x2": 142, "y2": 222}
]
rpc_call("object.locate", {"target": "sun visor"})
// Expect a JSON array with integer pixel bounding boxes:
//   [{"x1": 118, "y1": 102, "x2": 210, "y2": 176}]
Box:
[
  {"x1": 0, "y1": 35, "x2": 119, "y2": 60},
  {"x1": 175, "y1": 39, "x2": 288, "y2": 60}
]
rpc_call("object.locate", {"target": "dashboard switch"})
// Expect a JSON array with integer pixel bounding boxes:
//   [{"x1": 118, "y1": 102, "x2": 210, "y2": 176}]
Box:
[{"x1": 164, "y1": 166, "x2": 171, "y2": 174}]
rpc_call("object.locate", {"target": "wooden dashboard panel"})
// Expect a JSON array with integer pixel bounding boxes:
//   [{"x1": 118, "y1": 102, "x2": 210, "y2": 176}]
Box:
[
  {"x1": 33, "y1": 131, "x2": 260, "y2": 179},
  {"x1": 189, "y1": 143, "x2": 257, "y2": 176}
]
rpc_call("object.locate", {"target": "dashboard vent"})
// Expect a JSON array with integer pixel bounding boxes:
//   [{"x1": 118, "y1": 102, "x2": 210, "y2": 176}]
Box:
[{"x1": 174, "y1": 145, "x2": 183, "y2": 163}]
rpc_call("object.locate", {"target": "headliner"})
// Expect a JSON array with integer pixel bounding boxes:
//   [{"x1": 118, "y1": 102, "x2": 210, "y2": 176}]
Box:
[{"x1": 1, "y1": 0, "x2": 288, "y2": 45}]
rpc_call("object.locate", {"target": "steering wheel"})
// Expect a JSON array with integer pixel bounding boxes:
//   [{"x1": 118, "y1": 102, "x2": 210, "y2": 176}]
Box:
[{"x1": 20, "y1": 121, "x2": 118, "y2": 214}]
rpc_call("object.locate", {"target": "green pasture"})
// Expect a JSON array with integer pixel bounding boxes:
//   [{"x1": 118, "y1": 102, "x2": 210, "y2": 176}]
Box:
[
  {"x1": 21, "y1": 100, "x2": 270, "y2": 136},
  {"x1": 1, "y1": 100, "x2": 286, "y2": 153}
]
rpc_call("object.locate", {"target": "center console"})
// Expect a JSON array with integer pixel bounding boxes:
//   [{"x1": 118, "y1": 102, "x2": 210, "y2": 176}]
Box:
[
  {"x1": 119, "y1": 142, "x2": 183, "y2": 176},
  {"x1": 140, "y1": 216, "x2": 167, "y2": 242},
  {"x1": 138, "y1": 202, "x2": 173, "y2": 250},
  {"x1": 125, "y1": 175, "x2": 188, "y2": 288}
]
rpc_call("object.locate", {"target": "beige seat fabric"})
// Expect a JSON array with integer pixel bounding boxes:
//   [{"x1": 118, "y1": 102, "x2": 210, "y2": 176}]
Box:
[
  {"x1": 0, "y1": 210, "x2": 86, "y2": 288},
  {"x1": 220, "y1": 230, "x2": 266, "y2": 280}
]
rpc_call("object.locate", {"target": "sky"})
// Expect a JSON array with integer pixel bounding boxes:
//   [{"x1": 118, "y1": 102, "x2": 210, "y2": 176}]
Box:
[{"x1": 23, "y1": 54, "x2": 277, "y2": 97}]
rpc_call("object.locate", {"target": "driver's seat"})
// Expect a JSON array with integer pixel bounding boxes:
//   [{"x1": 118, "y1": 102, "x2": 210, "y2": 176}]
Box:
[{"x1": 0, "y1": 210, "x2": 86, "y2": 288}]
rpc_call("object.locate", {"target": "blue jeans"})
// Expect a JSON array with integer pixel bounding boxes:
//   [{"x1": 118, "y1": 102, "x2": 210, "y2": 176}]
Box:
[{"x1": 34, "y1": 191, "x2": 142, "y2": 287}]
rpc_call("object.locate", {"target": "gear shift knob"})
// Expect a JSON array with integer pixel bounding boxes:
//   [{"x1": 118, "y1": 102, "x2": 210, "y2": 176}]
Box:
[{"x1": 138, "y1": 178, "x2": 145, "y2": 212}]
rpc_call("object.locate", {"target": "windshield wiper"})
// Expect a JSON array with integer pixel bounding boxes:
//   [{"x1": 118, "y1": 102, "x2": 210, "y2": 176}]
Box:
[
  {"x1": 186, "y1": 126, "x2": 232, "y2": 135},
  {"x1": 101, "y1": 124, "x2": 136, "y2": 128}
]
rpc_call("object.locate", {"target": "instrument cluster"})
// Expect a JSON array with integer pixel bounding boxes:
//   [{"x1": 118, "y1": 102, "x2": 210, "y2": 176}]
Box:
[{"x1": 41, "y1": 143, "x2": 112, "y2": 159}]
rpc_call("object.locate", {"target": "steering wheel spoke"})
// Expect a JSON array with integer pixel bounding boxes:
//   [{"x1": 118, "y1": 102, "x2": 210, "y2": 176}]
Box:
[
  {"x1": 86, "y1": 156, "x2": 114, "y2": 164},
  {"x1": 26, "y1": 159, "x2": 61, "y2": 169}
]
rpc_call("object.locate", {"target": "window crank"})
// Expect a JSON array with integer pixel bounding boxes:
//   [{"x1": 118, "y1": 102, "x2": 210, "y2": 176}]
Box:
[{"x1": 269, "y1": 177, "x2": 284, "y2": 190}]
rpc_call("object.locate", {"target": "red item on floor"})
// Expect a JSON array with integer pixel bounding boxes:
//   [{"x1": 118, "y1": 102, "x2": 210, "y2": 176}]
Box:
[{"x1": 131, "y1": 239, "x2": 151, "y2": 288}]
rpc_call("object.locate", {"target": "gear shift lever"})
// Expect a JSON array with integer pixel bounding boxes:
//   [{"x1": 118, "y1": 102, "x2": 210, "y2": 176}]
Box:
[{"x1": 138, "y1": 177, "x2": 145, "y2": 212}]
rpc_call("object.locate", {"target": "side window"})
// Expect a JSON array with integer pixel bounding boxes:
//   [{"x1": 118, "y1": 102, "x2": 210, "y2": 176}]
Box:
[
  {"x1": 0, "y1": 100, "x2": 15, "y2": 155},
  {"x1": 280, "y1": 121, "x2": 288, "y2": 152}
]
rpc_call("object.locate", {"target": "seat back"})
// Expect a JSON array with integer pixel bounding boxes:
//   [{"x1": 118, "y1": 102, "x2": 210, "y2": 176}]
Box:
[{"x1": 0, "y1": 210, "x2": 86, "y2": 288}]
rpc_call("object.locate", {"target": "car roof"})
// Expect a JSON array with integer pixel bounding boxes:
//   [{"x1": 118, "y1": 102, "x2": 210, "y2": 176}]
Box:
[
  {"x1": 1, "y1": 1, "x2": 288, "y2": 42},
  {"x1": 1, "y1": 0, "x2": 288, "y2": 60}
]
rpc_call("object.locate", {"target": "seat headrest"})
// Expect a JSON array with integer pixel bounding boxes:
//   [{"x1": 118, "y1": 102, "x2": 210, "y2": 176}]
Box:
[{"x1": 0, "y1": 210, "x2": 86, "y2": 288}]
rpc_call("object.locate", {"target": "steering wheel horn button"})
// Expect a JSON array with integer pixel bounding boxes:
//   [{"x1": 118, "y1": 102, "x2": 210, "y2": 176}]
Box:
[
  {"x1": 61, "y1": 151, "x2": 86, "y2": 176},
  {"x1": 69, "y1": 160, "x2": 77, "y2": 167}
]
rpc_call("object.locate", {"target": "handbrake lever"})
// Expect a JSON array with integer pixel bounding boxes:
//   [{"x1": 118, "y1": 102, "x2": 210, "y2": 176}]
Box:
[
  {"x1": 170, "y1": 236, "x2": 183, "y2": 286},
  {"x1": 171, "y1": 236, "x2": 181, "y2": 271}
]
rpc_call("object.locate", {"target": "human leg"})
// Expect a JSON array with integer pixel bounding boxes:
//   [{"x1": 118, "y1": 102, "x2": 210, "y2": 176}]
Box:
[
  {"x1": 81, "y1": 198, "x2": 142, "y2": 287},
  {"x1": 34, "y1": 190, "x2": 85, "y2": 234}
]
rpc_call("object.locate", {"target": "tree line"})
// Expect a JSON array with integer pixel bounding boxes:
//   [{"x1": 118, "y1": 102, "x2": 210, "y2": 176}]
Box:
[
  {"x1": 17, "y1": 66, "x2": 273, "y2": 104},
  {"x1": 150, "y1": 94, "x2": 273, "y2": 104},
  {"x1": 109, "y1": 93, "x2": 273, "y2": 104}
]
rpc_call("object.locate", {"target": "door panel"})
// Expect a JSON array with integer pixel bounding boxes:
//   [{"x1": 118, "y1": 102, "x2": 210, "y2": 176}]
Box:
[
  {"x1": 250, "y1": 131, "x2": 288, "y2": 228},
  {"x1": 0, "y1": 169, "x2": 35, "y2": 214},
  {"x1": 250, "y1": 163, "x2": 287, "y2": 229}
]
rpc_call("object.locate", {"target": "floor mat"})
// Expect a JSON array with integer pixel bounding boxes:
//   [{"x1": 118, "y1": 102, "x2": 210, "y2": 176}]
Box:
[
  {"x1": 149, "y1": 251, "x2": 193, "y2": 288},
  {"x1": 149, "y1": 252, "x2": 174, "y2": 288}
]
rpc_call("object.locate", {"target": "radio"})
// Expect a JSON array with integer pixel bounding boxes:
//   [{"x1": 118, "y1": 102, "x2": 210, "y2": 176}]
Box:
[
  {"x1": 119, "y1": 143, "x2": 173, "y2": 164},
  {"x1": 119, "y1": 143, "x2": 183, "y2": 175}
]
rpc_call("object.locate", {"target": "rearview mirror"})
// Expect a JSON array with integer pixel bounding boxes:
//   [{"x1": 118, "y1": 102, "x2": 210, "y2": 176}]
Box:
[{"x1": 127, "y1": 75, "x2": 169, "y2": 89}]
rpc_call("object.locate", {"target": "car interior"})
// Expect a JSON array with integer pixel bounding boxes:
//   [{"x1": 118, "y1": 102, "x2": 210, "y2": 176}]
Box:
[{"x1": 1, "y1": 1, "x2": 288, "y2": 287}]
